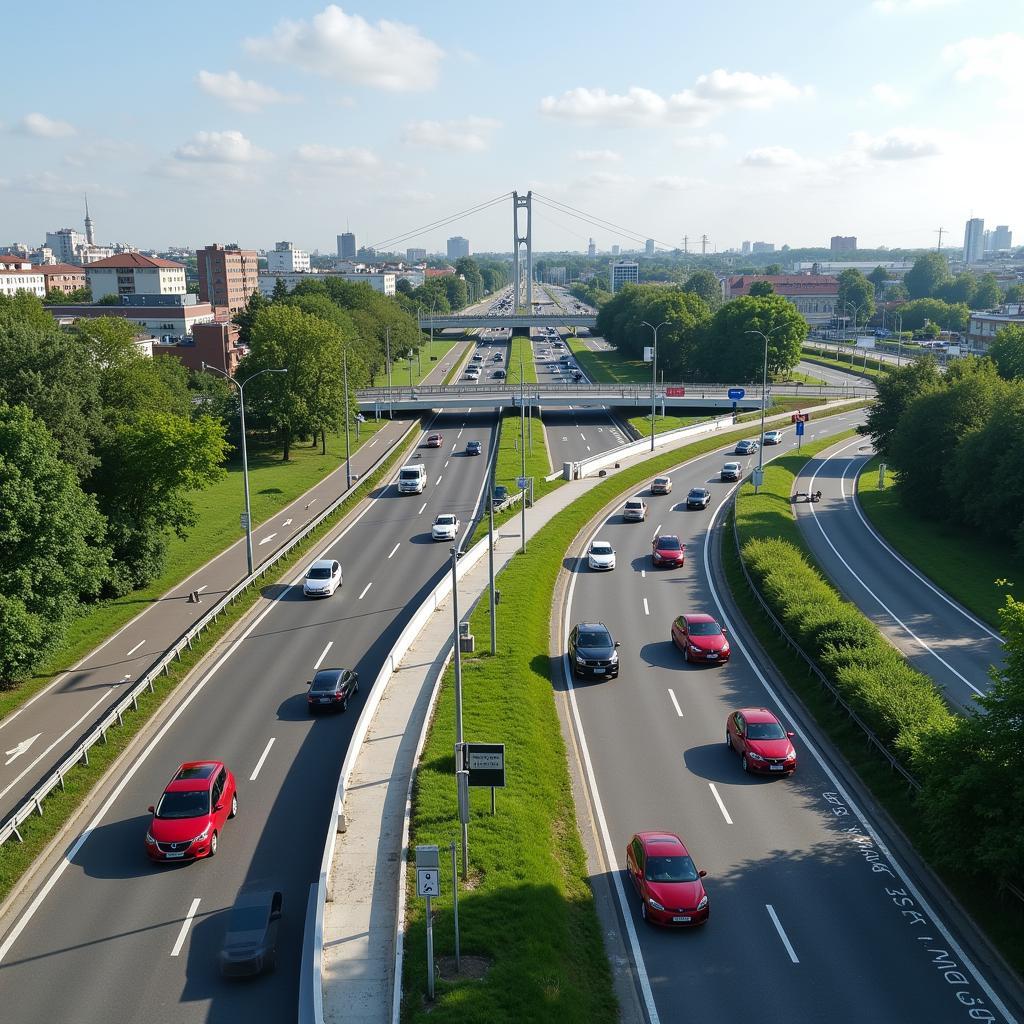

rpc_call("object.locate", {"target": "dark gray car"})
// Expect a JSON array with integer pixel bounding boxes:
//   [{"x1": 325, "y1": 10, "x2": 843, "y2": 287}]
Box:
[
  {"x1": 219, "y1": 888, "x2": 282, "y2": 978},
  {"x1": 307, "y1": 668, "x2": 359, "y2": 713},
  {"x1": 569, "y1": 622, "x2": 620, "y2": 679}
]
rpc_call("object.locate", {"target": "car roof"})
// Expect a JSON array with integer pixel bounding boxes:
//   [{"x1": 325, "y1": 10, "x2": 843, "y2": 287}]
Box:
[
  {"x1": 688, "y1": 486, "x2": 709, "y2": 493},
  {"x1": 313, "y1": 667, "x2": 347, "y2": 681},
  {"x1": 636, "y1": 831, "x2": 687, "y2": 854},
  {"x1": 167, "y1": 761, "x2": 220, "y2": 790},
  {"x1": 576, "y1": 621, "x2": 609, "y2": 631},
  {"x1": 625, "y1": 497, "x2": 645, "y2": 504},
  {"x1": 684, "y1": 613, "x2": 716, "y2": 624},
  {"x1": 308, "y1": 559, "x2": 336, "y2": 571},
  {"x1": 655, "y1": 534, "x2": 682, "y2": 544},
  {"x1": 736, "y1": 707, "x2": 781, "y2": 724},
  {"x1": 723, "y1": 461, "x2": 741, "y2": 467}
]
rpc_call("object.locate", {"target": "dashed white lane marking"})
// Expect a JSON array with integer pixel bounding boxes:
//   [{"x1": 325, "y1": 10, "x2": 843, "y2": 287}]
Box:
[
  {"x1": 170, "y1": 898, "x2": 202, "y2": 958},
  {"x1": 667, "y1": 689, "x2": 683, "y2": 717},
  {"x1": 643, "y1": 598, "x2": 650, "y2": 616},
  {"x1": 708, "y1": 783, "x2": 733, "y2": 825},
  {"x1": 586, "y1": 446, "x2": 591, "y2": 452},
  {"x1": 444, "y1": 460, "x2": 450, "y2": 468},
  {"x1": 126, "y1": 640, "x2": 145, "y2": 657},
  {"x1": 580, "y1": 432, "x2": 586, "y2": 440},
  {"x1": 766, "y1": 904, "x2": 799, "y2": 963},
  {"x1": 435, "y1": 476, "x2": 443, "y2": 486},
  {"x1": 313, "y1": 642, "x2": 333, "y2": 671},
  {"x1": 387, "y1": 543, "x2": 401, "y2": 559},
  {"x1": 250, "y1": 738, "x2": 275, "y2": 781},
  {"x1": 196, "y1": 585, "x2": 207, "y2": 593},
  {"x1": 641, "y1": 570, "x2": 646, "y2": 578},
  {"x1": 417, "y1": 503, "x2": 428, "y2": 515},
  {"x1": 358, "y1": 582, "x2": 373, "y2": 600},
  {"x1": 368, "y1": 439, "x2": 378, "y2": 447}
]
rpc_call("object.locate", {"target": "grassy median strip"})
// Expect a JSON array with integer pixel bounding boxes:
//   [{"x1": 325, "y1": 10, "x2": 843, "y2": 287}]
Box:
[
  {"x1": 801, "y1": 348, "x2": 890, "y2": 380},
  {"x1": 0, "y1": 433, "x2": 418, "y2": 903},
  {"x1": 566, "y1": 336, "x2": 648, "y2": 384},
  {"x1": 380, "y1": 339, "x2": 456, "y2": 386}
]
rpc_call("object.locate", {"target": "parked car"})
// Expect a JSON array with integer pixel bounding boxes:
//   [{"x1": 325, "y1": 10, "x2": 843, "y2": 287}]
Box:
[
  {"x1": 425, "y1": 433, "x2": 444, "y2": 448},
  {"x1": 650, "y1": 476, "x2": 673, "y2": 495},
  {"x1": 568, "y1": 622, "x2": 620, "y2": 679},
  {"x1": 623, "y1": 498, "x2": 648, "y2": 522},
  {"x1": 145, "y1": 761, "x2": 237, "y2": 862},
  {"x1": 685, "y1": 487, "x2": 711, "y2": 510},
  {"x1": 651, "y1": 534, "x2": 686, "y2": 568},
  {"x1": 431, "y1": 513, "x2": 461, "y2": 541},
  {"x1": 587, "y1": 540, "x2": 616, "y2": 571},
  {"x1": 763, "y1": 429, "x2": 784, "y2": 445},
  {"x1": 625, "y1": 831, "x2": 709, "y2": 927},
  {"x1": 735, "y1": 439, "x2": 760, "y2": 455},
  {"x1": 307, "y1": 667, "x2": 359, "y2": 713},
  {"x1": 671, "y1": 613, "x2": 730, "y2": 663},
  {"x1": 219, "y1": 888, "x2": 282, "y2": 978},
  {"x1": 725, "y1": 707, "x2": 797, "y2": 775},
  {"x1": 302, "y1": 559, "x2": 342, "y2": 598},
  {"x1": 465, "y1": 440, "x2": 483, "y2": 455},
  {"x1": 720, "y1": 462, "x2": 742, "y2": 482}
]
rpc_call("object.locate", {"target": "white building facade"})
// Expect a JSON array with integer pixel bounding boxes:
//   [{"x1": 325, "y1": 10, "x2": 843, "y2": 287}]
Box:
[
  {"x1": 609, "y1": 260, "x2": 639, "y2": 293},
  {"x1": 86, "y1": 254, "x2": 187, "y2": 300},
  {"x1": 266, "y1": 241, "x2": 311, "y2": 274},
  {"x1": 0, "y1": 256, "x2": 46, "y2": 297}
]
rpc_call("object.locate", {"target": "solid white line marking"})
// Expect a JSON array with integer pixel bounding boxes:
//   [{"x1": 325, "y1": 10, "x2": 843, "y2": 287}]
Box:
[
  {"x1": 643, "y1": 598, "x2": 650, "y2": 616},
  {"x1": 358, "y1": 582, "x2": 373, "y2": 600},
  {"x1": 368, "y1": 439, "x2": 378, "y2": 447},
  {"x1": 250, "y1": 738, "x2": 276, "y2": 781},
  {"x1": 708, "y1": 783, "x2": 733, "y2": 824},
  {"x1": 444, "y1": 460, "x2": 450, "y2": 468},
  {"x1": 196, "y1": 585, "x2": 207, "y2": 593},
  {"x1": 667, "y1": 689, "x2": 683, "y2": 717},
  {"x1": 435, "y1": 476, "x2": 443, "y2": 486},
  {"x1": 766, "y1": 904, "x2": 799, "y2": 963},
  {"x1": 417, "y1": 502, "x2": 427, "y2": 515},
  {"x1": 125, "y1": 640, "x2": 145, "y2": 657},
  {"x1": 313, "y1": 641, "x2": 333, "y2": 671},
  {"x1": 170, "y1": 898, "x2": 202, "y2": 957},
  {"x1": 259, "y1": 533, "x2": 277, "y2": 545},
  {"x1": 387, "y1": 542, "x2": 401, "y2": 559}
]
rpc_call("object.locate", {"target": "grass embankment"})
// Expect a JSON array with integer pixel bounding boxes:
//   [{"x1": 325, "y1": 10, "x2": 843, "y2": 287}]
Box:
[
  {"x1": 801, "y1": 346, "x2": 891, "y2": 380},
  {"x1": 857, "y1": 456, "x2": 1022, "y2": 628},
  {"x1": 375, "y1": 339, "x2": 457, "y2": 386},
  {"x1": 0, "y1": 432, "x2": 418, "y2": 903},
  {"x1": 728, "y1": 440, "x2": 1024, "y2": 971},
  {"x1": 507, "y1": 335, "x2": 538, "y2": 385},
  {"x1": 566, "y1": 336, "x2": 648, "y2": 384}
]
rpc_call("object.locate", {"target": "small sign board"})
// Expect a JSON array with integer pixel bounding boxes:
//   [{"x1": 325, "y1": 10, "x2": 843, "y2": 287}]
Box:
[
  {"x1": 516, "y1": 476, "x2": 528, "y2": 489},
  {"x1": 795, "y1": 420, "x2": 805, "y2": 437},
  {"x1": 643, "y1": 346, "x2": 654, "y2": 362},
  {"x1": 462, "y1": 742, "x2": 506, "y2": 788},
  {"x1": 417, "y1": 868, "x2": 440, "y2": 898},
  {"x1": 665, "y1": 386, "x2": 686, "y2": 397},
  {"x1": 791, "y1": 412, "x2": 810, "y2": 423},
  {"x1": 728, "y1": 387, "x2": 746, "y2": 400},
  {"x1": 751, "y1": 468, "x2": 764, "y2": 488},
  {"x1": 239, "y1": 513, "x2": 249, "y2": 530}
]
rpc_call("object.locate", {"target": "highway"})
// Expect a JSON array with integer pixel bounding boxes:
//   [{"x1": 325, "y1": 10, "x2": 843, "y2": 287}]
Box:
[
  {"x1": 791, "y1": 436, "x2": 1003, "y2": 711},
  {"x1": 562, "y1": 406, "x2": 1020, "y2": 1024}
]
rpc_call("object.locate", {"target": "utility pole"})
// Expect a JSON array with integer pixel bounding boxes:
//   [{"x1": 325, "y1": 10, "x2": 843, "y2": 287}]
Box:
[
  {"x1": 450, "y1": 547, "x2": 468, "y2": 878},
  {"x1": 701, "y1": 234, "x2": 709, "y2": 256},
  {"x1": 682, "y1": 235, "x2": 689, "y2": 255},
  {"x1": 342, "y1": 348, "x2": 352, "y2": 490},
  {"x1": 385, "y1": 325, "x2": 393, "y2": 417},
  {"x1": 488, "y1": 481, "x2": 496, "y2": 654},
  {"x1": 520, "y1": 355, "x2": 527, "y2": 554},
  {"x1": 935, "y1": 226, "x2": 945, "y2": 252}
]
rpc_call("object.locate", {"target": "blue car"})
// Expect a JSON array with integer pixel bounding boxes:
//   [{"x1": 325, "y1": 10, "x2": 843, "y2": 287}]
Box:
[{"x1": 466, "y1": 440, "x2": 483, "y2": 455}]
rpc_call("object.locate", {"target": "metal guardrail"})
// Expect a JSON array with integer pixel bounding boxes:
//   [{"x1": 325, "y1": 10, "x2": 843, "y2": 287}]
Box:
[{"x1": 0, "y1": 421, "x2": 420, "y2": 850}]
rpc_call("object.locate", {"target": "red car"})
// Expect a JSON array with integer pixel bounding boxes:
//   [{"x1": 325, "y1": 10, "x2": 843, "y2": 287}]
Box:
[
  {"x1": 625, "y1": 831, "x2": 709, "y2": 927},
  {"x1": 145, "y1": 761, "x2": 237, "y2": 862},
  {"x1": 425, "y1": 433, "x2": 443, "y2": 448},
  {"x1": 651, "y1": 534, "x2": 685, "y2": 568},
  {"x1": 672, "y1": 613, "x2": 730, "y2": 664},
  {"x1": 726, "y1": 708, "x2": 798, "y2": 775}
]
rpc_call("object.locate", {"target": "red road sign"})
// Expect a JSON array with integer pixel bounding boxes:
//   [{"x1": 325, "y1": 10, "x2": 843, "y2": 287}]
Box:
[
  {"x1": 665, "y1": 386, "x2": 686, "y2": 397},
  {"x1": 791, "y1": 412, "x2": 810, "y2": 423}
]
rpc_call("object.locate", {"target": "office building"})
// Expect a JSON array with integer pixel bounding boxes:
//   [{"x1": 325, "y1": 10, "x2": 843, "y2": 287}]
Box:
[
  {"x1": 446, "y1": 236, "x2": 470, "y2": 260},
  {"x1": 963, "y1": 218, "x2": 985, "y2": 265},
  {"x1": 751, "y1": 241, "x2": 775, "y2": 253},
  {"x1": 741, "y1": 241, "x2": 752, "y2": 255},
  {"x1": 155, "y1": 321, "x2": 246, "y2": 376},
  {"x1": 0, "y1": 256, "x2": 46, "y2": 297},
  {"x1": 266, "y1": 241, "x2": 310, "y2": 274},
  {"x1": 609, "y1": 260, "x2": 639, "y2": 293},
  {"x1": 86, "y1": 253, "x2": 187, "y2": 301},
  {"x1": 830, "y1": 235, "x2": 857, "y2": 252},
  {"x1": 46, "y1": 294, "x2": 215, "y2": 337},
  {"x1": 46, "y1": 227, "x2": 86, "y2": 264},
  {"x1": 38, "y1": 263, "x2": 87, "y2": 295},
  {"x1": 406, "y1": 247, "x2": 427, "y2": 262},
  {"x1": 610, "y1": 244, "x2": 621, "y2": 257},
  {"x1": 337, "y1": 232, "x2": 356, "y2": 259},
  {"x1": 587, "y1": 238, "x2": 596, "y2": 258},
  {"x1": 196, "y1": 243, "x2": 259, "y2": 314},
  {"x1": 645, "y1": 239, "x2": 655, "y2": 257},
  {"x1": 993, "y1": 225, "x2": 1013, "y2": 251}
]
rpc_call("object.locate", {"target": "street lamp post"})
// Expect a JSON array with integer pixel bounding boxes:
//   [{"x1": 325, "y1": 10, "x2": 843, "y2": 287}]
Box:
[
  {"x1": 894, "y1": 313, "x2": 904, "y2": 367},
  {"x1": 641, "y1": 320, "x2": 669, "y2": 452},
  {"x1": 520, "y1": 354, "x2": 527, "y2": 554},
  {"x1": 744, "y1": 325, "x2": 786, "y2": 494},
  {"x1": 843, "y1": 302, "x2": 865, "y2": 365},
  {"x1": 450, "y1": 545, "x2": 468, "y2": 878},
  {"x1": 385, "y1": 325, "x2": 393, "y2": 418},
  {"x1": 488, "y1": 480, "x2": 496, "y2": 655},
  {"x1": 202, "y1": 362, "x2": 287, "y2": 576},
  {"x1": 342, "y1": 348, "x2": 352, "y2": 490}
]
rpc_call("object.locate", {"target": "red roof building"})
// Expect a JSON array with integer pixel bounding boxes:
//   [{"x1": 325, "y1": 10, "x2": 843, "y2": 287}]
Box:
[
  {"x1": 86, "y1": 253, "x2": 187, "y2": 300},
  {"x1": 724, "y1": 275, "x2": 839, "y2": 324}
]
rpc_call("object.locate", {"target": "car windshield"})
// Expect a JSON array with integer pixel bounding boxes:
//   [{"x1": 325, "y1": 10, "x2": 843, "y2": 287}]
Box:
[
  {"x1": 591, "y1": 543, "x2": 612, "y2": 555},
  {"x1": 399, "y1": 470, "x2": 419, "y2": 479},
  {"x1": 688, "y1": 490, "x2": 705, "y2": 499},
  {"x1": 226, "y1": 906, "x2": 268, "y2": 934},
  {"x1": 687, "y1": 621, "x2": 722, "y2": 636},
  {"x1": 311, "y1": 673, "x2": 340, "y2": 692},
  {"x1": 655, "y1": 478, "x2": 669, "y2": 486},
  {"x1": 645, "y1": 854, "x2": 699, "y2": 883},
  {"x1": 625, "y1": 501, "x2": 642, "y2": 509},
  {"x1": 436, "y1": 516, "x2": 455, "y2": 525},
  {"x1": 657, "y1": 537, "x2": 681, "y2": 550},
  {"x1": 578, "y1": 631, "x2": 610, "y2": 648},
  {"x1": 747, "y1": 722, "x2": 787, "y2": 740},
  {"x1": 156, "y1": 789, "x2": 210, "y2": 819},
  {"x1": 307, "y1": 566, "x2": 332, "y2": 580}
]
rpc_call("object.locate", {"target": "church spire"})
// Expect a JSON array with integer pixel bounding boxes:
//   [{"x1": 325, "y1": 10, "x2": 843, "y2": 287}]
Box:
[{"x1": 84, "y1": 194, "x2": 95, "y2": 245}]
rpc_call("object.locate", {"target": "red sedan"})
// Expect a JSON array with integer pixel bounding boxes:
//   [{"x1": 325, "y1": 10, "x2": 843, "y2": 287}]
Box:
[
  {"x1": 672, "y1": 613, "x2": 730, "y2": 664},
  {"x1": 425, "y1": 433, "x2": 443, "y2": 448},
  {"x1": 726, "y1": 708, "x2": 798, "y2": 775},
  {"x1": 626, "y1": 832, "x2": 709, "y2": 927},
  {"x1": 145, "y1": 761, "x2": 237, "y2": 862},
  {"x1": 651, "y1": 534, "x2": 685, "y2": 568}
]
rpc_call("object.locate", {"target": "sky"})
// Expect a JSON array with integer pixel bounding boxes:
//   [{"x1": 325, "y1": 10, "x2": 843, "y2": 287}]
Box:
[{"x1": 2, "y1": 0, "x2": 1021, "y2": 255}]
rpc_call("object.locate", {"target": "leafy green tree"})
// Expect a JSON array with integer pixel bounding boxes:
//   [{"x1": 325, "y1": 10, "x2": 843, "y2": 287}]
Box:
[
  {"x1": 837, "y1": 269, "x2": 876, "y2": 323},
  {"x1": 1004, "y1": 283, "x2": 1024, "y2": 304},
  {"x1": 867, "y1": 266, "x2": 889, "y2": 295},
  {"x1": 443, "y1": 275, "x2": 469, "y2": 310},
  {"x1": 0, "y1": 403, "x2": 109, "y2": 684},
  {"x1": 700, "y1": 295, "x2": 806, "y2": 381},
  {"x1": 764, "y1": 263, "x2": 782, "y2": 275},
  {"x1": 682, "y1": 270, "x2": 721, "y2": 310},
  {"x1": 974, "y1": 273, "x2": 1002, "y2": 309},
  {"x1": 894, "y1": 297, "x2": 969, "y2": 332},
  {"x1": 903, "y1": 252, "x2": 951, "y2": 299},
  {"x1": 44, "y1": 286, "x2": 92, "y2": 304},
  {"x1": 937, "y1": 272, "x2": 977, "y2": 307},
  {"x1": 748, "y1": 280, "x2": 774, "y2": 297},
  {"x1": 858, "y1": 356, "x2": 942, "y2": 456},
  {"x1": 271, "y1": 277, "x2": 290, "y2": 301},
  {"x1": 395, "y1": 278, "x2": 414, "y2": 296},
  {"x1": 887, "y1": 281, "x2": 910, "y2": 303},
  {"x1": 455, "y1": 257, "x2": 484, "y2": 302},
  {"x1": 96, "y1": 293, "x2": 121, "y2": 305},
  {"x1": 987, "y1": 324, "x2": 1024, "y2": 380},
  {"x1": 235, "y1": 290, "x2": 271, "y2": 346}
]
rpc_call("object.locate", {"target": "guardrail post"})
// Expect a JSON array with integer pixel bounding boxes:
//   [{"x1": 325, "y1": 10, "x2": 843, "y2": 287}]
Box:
[
  {"x1": 131, "y1": 693, "x2": 139, "y2": 711},
  {"x1": 100, "y1": 728, "x2": 107, "y2": 744},
  {"x1": 12, "y1": 825, "x2": 23, "y2": 842},
  {"x1": 34, "y1": 798, "x2": 43, "y2": 816},
  {"x1": 147, "y1": 676, "x2": 154, "y2": 693},
  {"x1": 116, "y1": 709, "x2": 124, "y2": 727},
  {"x1": 82, "y1": 747, "x2": 89, "y2": 766}
]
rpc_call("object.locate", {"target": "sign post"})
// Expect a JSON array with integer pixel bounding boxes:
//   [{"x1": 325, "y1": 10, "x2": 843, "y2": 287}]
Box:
[
  {"x1": 450, "y1": 841, "x2": 461, "y2": 972},
  {"x1": 728, "y1": 387, "x2": 745, "y2": 421},
  {"x1": 415, "y1": 845, "x2": 440, "y2": 999},
  {"x1": 462, "y1": 742, "x2": 506, "y2": 816},
  {"x1": 795, "y1": 418, "x2": 805, "y2": 448},
  {"x1": 878, "y1": 462, "x2": 887, "y2": 489}
]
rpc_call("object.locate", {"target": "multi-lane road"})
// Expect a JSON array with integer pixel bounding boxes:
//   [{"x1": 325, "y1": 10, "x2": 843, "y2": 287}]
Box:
[{"x1": 563, "y1": 406, "x2": 1020, "y2": 1024}]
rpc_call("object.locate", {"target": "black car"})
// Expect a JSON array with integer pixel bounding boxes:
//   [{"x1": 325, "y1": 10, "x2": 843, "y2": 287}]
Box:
[
  {"x1": 219, "y1": 888, "x2": 282, "y2": 978},
  {"x1": 493, "y1": 369, "x2": 506, "y2": 379},
  {"x1": 686, "y1": 487, "x2": 712, "y2": 510},
  {"x1": 307, "y1": 668, "x2": 359, "y2": 713},
  {"x1": 466, "y1": 440, "x2": 483, "y2": 455},
  {"x1": 569, "y1": 622, "x2": 620, "y2": 679},
  {"x1": 493, "y1": 353, "x2": 504, "y2": 362}
]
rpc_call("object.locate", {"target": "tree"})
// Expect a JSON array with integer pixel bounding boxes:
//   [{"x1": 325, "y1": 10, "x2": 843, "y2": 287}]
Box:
[
  {"x1": 0, "y1": 403, "x2": 109, "y2": 684},
  {"x1": 837, "y1": 269, "x2": 875, "y2": 323},
  {"x1": 395, "y1": 277, "x2": 414, "y2": 296},
  {"x1": 894, "y1": 297, "x2": 969, "y2": 332},
  {"x1": 764, "y1": 263, "x2": 782, "y2": 275},
  {"x1": 235, "y1": 290, "x2": 271, "y2": 346},
  {"x1": 271, "y1": 277, "x2": 290, "y2": 301},
  {"x1": 44, "y1": 286, "x2": 91, "y2": 304},
  {"x1": 987, "y1": 324, "x2": 1024, "y2": 381},
  {"x1": 858, "y1": 356, "x2": 942, "y2": 456},
  {"x1": 867, "y1": 266, "x2": 889, "y2": 295},
  {"x1": 748, "y1": 280, "x2": 774, "y2": 297},
  {"x1": 1004, "y1": 283, "x2": 1024, "y2": 304},
  {"x1": 682, "y1": 270, "x2": 721, "y2": 310},
  {"x1": 96, "y1": 293, "x2": 121, "y2": 305},
  {"x1": 937, "y1": 272, "x2": 977, "y2": 307},
  {"x1": 700, "y1": 295, "x2": 806, "y2": 381},
  {"x1": 974, "y1": 273, "x2": 1002, "y2": 309},
  {"x1": 903, "y1": 252, "x2": 951, "y2": 299},
  {"x1": 455, "y1": 257, "x2": 483, "y2": 303}
]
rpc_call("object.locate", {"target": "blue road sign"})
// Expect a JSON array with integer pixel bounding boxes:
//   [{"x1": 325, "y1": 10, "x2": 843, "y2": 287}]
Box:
[
  {"x1": 795, "y1": 420, "x2": 805, "y2": 436},
  {"x1": 728, "y1": 387, "x2": 746, "y2": 400}
]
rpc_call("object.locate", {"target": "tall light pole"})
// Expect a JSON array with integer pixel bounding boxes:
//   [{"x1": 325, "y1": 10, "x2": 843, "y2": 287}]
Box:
[
  {"x1": 744, "y1": 325, "x2": 786, "y2": 494},
  {"x1": 342, "y1": 348, "x2": 352, "y2": 490},
  {"x1": 641, "y1": 321, "x2": 669, "y2": 451},
  {"x1": 519, "y1": 352, "x2": 527, "y2": 554},
  {"x1": 894, "y1": 313, "x2": 904, "y2": 367},
  {"x1": 843, "y1": 301, "x2": 865, "y2": 364},
  {"x1": 488, "y1": 478, "x2": 496, "y2": 655},
  {"x1": 385, "y1": 324, "x2": 393, "y2": 418},
  {"x1": 202, "y1": 362, "x2": 287, "y2": 576},
  {"x1": 450, "y1": 545, "x2": 468, "y2": 878}
]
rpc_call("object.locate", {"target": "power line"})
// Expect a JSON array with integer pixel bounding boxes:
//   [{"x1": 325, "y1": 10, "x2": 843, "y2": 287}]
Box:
[
  {"x1": 532, "y1": 192, "x2": 678, "y2": 251},
  {"x1": 368, "y1": 192, "x2": 511, "y2": 251}
]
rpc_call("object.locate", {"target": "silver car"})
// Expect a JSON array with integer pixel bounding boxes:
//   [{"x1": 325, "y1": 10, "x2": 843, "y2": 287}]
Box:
[{"x1": 623, "y1": 498, "x2": 648, "y2": 522}]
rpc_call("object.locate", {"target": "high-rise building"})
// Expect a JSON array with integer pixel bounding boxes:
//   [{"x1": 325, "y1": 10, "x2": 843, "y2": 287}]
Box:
[
  {"x1": 610, "y1": 244, "x2": 621, "y2": 257},
  {"x1": 587, "y1": 237, "x2": 596, "y2": 258},
  {"x1": 609, "y1": 260, "x2": 639, "y2": 293},
  {"x1": 46, "y1": 228, "x2": 86, "y2": 264},
  {"x1": 197, "y1": 243, "x2": 260, "y2": 314},
  {"x1": 993, "y1": 225, "x2": 1013, "y2": 250},
  {"x1": 267, "y1": 241, "x2": 310, "y2": 273},
  {"x1": 830, "y1": 235, "x2": 856, "y2": 252},
  {"x1": 406, "y1": 248, "x2": 427, "y2": 262},
  {"x1": 751, "y1": 241, "x2": 775, "y2": 253},
  {"x1": 741, "y1": 241, "x2": 751, "y2": 254},
  {"x1": 337, "y1": 232, "x2": 356, "y2": 259},
  {"x1": 645, "y1": 239, "x2": 655, "y2": 257},
  {"x1": 447, "y1": 236, "x2": 470, "y2": 260},
  {"x1": 963, "y1": 218, "x2": 985, "y2": 265}
]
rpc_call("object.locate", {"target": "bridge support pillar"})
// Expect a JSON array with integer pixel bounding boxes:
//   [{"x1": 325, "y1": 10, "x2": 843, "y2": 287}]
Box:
[{"x1": 513, "y1": 191, "x2": 532, "y2": 312}]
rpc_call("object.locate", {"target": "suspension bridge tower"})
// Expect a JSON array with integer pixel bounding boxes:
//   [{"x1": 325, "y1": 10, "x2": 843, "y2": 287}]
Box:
[{"x1": 512, "y1": 191, "x2": 533, "y2": 312}]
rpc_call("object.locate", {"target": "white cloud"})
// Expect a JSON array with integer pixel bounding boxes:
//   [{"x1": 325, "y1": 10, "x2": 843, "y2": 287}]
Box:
[
  {"x1": 674, "y1": 133, "x2": 726, "y2": 150},
  {"x1": 573, "y1": 148, "x2": 622, "y2": 162},
  {"x1": 943, "y1": 33, "x2": 1024, "y2": 98},
  {"x1": 296, "y1": 144, "x2": 379, "y2": 168},
  {"x1": 741, "y1": 146, "x2": 805, "y2": 168},
  {"x1": 873, "y1": 0, "x2": 961, "y2": 12},
  {"x1": 869, "y1": 82, "x2": 911, "y2": 108},
  {"x1": 14, "y1": 112, "x2": 76, "y2": 138},
  {"x1": 851, "y1": 129, "x2": 941, "y2": 160},
  {"x1": 540, "y1": 70, "x2": 810, "y2": 126},
  {"x1": 0, "y1": 171, "x2": 121, "y2": 197},
  {"x1": 196, "y1": 70, "x2": 292, "y2": 113},
  {"x1": 651, "y1": 175, "x2": 696, "y2": 191},
  {"x1": 245, "y1": 5, "x2": 444, "y2": 92},
  {"x1": 571, "y1": 171, "x2": 632, "y2": 189},
  {"x1": 173, "y1": 130, "x2": 270, "y2": 163},
  {"x1": 401, "y1": 117, "x2": 499, "y2": 152}
]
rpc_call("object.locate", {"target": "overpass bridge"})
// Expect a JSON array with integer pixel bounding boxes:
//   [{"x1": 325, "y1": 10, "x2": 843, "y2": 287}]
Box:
[
  {"x1": 417, "y1": 312, "x2": 597, "y2": 330},
  {"x1": 355, "y1": 381, "x2": 870, "y2": 415}
]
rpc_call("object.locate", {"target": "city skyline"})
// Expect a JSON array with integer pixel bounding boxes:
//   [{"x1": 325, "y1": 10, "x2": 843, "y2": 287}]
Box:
[{"x1": 3, "y1": 1, "x2": 1021, "y2": 254}]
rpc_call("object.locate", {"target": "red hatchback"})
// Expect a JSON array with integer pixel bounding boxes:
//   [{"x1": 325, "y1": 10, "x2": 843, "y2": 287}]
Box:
[
  {"x1": 672, "y1": 613, "x2": 730, "y2": 664},
  {"x1": 626, "y1": 832, "x2": 709, "y2": 927},
  {"x1": 726, "y1": 708, "x2": 798, "y2": 775},
  {"x1": 425, "y1": 433, "x2": 443, "y2": 448},
  {"x1": 145, "y1": 761, "x2": 237, "y2": 862},
  {"x1": 651, "y1": 534, "x2": 686, "y2": 568}
]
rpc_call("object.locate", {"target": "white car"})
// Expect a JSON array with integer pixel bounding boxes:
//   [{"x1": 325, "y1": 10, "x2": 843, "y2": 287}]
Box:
[
  {"x1": 431, "y1": 513, "x2": 461, "y2": 541},
  {"x1": 303, "y1": 559, "x2": 342, "y2": 597},
  {"x1": 587, "y1": 540, "x2": 616, "y2": 571},
  {"x1": 763, "y1": 430, "x2": 784, "y2": 445},
  {"x1": 623, "y1": 498, "x2": 648, "y2": 522}
]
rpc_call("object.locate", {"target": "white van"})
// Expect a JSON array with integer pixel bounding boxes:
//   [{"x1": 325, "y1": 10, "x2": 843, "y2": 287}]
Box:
[{"x1": 398, "y1": 463, "x2": 427, "y2": 494}]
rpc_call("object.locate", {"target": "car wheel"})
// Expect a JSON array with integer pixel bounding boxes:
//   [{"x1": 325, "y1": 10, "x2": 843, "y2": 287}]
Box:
[
  {"x1": 209, "y1": 831, "x2": 218, "y2": 857},
  {"x1": 726, "y1": 731, "x2": 732, "y2": 749},
  {"x1": 229, "y1": 792, "x2": 238, "y2": 819},
  {"x1": 341, "y1": 696, "x2": 348, "y2": 712},
  {"x1": 683, "y1": 645, "x2": 690, "y2": 663},
  {"x1": 741, "y1": 755, "x2": 749, "y2": 773},
  {"x1": 640, "y1": 899, "x2": 648, "y2": 923}
]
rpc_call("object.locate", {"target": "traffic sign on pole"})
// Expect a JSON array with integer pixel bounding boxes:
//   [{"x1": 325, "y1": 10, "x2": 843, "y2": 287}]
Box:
[
  {"x1": 795, "y1": 420, "x2": 805, "y2": 437},
  {"x1": 728, "y1": 387, "x2": 746, "y2": 400}
]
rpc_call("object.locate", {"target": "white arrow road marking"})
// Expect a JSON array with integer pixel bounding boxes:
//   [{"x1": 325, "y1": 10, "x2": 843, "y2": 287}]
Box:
[
  {"x1": 4, "y1": 734, "x2": 41, "y2": 767},
  {"x1": 171, "y1": 898, "x2": 202, "y2": 957},
  {"x1": 283, "y1": 518, "x2": 292, "y2": 527},
  {"x1": 259, "y1": 533, "x2": 277, "y2": 545}
]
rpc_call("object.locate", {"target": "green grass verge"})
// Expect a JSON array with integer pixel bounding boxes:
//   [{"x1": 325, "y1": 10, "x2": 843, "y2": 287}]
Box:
[
  {"x1": 507, "y1": 335, "x2": 538, "y2": 385},
  {"x1": 0, "y1": 432, "x2": 418, "y2": 902},
  {"x1": 801, "y1": 347, "x2": 891, "y2": 380},
  {"x1": 566, "y1": 337, "x2": 649, "y2": 384},
  {"x1": 374, "y1": 340, "x2": 458, "y2": 387},
  {"x1": 727, "y1": 449, "x2": 1024, "y2": 973},
  {"x1": 857, "y1": 457, "x2": 1021, "y2": 629}
]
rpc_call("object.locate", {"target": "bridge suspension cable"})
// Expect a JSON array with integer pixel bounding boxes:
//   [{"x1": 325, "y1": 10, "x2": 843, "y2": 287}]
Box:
[
  {"x1": 368, "y1": 192, "x2": 511, "y2": 252},
  {"x1": 532, "y1": 192, "x2": 678, "y2": 251}
]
